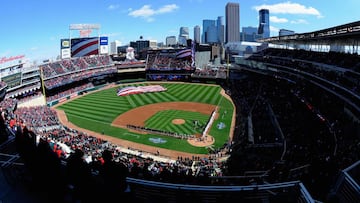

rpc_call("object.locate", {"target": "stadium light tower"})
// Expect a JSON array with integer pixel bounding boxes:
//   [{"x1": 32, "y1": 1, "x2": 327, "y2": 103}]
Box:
[{"x1": 69, "y1": 24, "x2": 101, "y2": 38}]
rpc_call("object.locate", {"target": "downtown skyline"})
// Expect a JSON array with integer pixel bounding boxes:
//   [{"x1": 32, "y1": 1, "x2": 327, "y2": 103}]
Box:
[{"x1": 1, "y1": 0, "x2": 359, "y2": 62}]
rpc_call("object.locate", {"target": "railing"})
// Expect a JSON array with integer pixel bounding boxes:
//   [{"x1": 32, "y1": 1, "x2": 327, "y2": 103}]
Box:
[
  {"x1": 334, "y1": 160, "x2": 360, "y2": 203},
  {"x1": 126, "y1": 178, "x2": 315, "y2": 202}
]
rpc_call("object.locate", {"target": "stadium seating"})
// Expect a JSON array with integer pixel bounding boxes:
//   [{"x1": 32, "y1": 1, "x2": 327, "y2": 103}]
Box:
[{"x1": 0, "y1": 49, "x2": 359, "y2": 202}]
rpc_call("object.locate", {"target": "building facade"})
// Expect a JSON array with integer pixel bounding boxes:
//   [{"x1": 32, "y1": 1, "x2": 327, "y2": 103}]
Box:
[
  {"x1": 202, "y1": 20, "x2": 216, "y2": 44},
  {"x1": 166, "y1": 36, "x2": 177, "y2": 46},
  {"x1": 179, "y1": 27, "x2": 189, "y2": 46},
  {"x1": 225, "y1": 2, "x2": 240, "y2": 43},
  {"x1": 241, "y1": 26, "x2": 261, "y2": 42},
  {"x1": 110, "y1": 40, "x2": 121, "y2": 55},
  {"x1": 217, "y1": 16, "x2": 225, "y2": 44},
  {"x1": 279, "y1": 29, "x2": 295, "y2": 36},
  {"x1": 194, "y1": 25, "x2": 201, "y2": 44},
  {"x1": 258, "y1": 9, "x2": 270, "y2": 38},
  {"x1": 206, "y1": 25, "x2": 218, "y2": 44}
]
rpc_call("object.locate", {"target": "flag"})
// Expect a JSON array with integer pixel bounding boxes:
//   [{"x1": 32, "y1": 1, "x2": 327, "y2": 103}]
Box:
[
  {"x1": 71, "y1": 37, "x2": 99, "y2": 57},
  {"x1": 191, "y1": 39, "x2": 195, "y2": 67},
  {"x1": 117, "y1": 85, "x2": 167, "y2": 96},
  {"x1": 176, "y1": 49, "x2": 192, "y2": 58}
]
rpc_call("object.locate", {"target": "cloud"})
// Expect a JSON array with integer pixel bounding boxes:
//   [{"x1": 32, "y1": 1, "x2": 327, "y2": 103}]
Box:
[
  {"x1": 129, "y1": 5, "x2": 154, "y2": 18},
  {"x1": 290, "y1": 19, "x2": 308, "y2": 24},
  {"x1": 270, "y1": 25, "x2": 280, "y2": 33},
  {"x1": 128, "y1": 4, "x2": 179, "y2": 22},
  {"x1": 270, "y1": 16, "x2": 288, "y2": 23},
  {"x1": 108, "y1": 4, "x2": 120, "y2": 10},
  {"x1": 157, "y1": 4, "x2": 179, "y2": 14},
  {"x1": 253, "y1": 1, "x2": 322, "y2": 18}
]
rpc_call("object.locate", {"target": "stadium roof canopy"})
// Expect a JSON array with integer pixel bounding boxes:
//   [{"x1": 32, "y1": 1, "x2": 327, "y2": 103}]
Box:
[{"x1": 257, "y1": 20, "x2": 360, "y2": 53}]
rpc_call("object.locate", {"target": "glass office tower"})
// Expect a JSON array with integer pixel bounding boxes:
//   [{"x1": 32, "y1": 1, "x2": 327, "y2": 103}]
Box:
[{"x1": 258, "y1": 9, "x2": 270, "y2": 38}]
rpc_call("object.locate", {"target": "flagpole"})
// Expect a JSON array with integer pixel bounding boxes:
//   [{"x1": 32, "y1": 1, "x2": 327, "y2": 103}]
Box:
[{"x1": 39, "y1": 66, "x2": 47, "y2": 105}]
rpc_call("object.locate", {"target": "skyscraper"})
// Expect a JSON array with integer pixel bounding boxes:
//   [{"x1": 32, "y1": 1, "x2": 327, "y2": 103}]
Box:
[
  {"x1": 258, "y1": 9, "x2": 270, "y2": 38},
  {"x1": 217, "y1": 16, "x2": 225, "y2": 44},
  {"x1": 202, "y1": 19, "x2": 216, "y2": 44},
  {"x1": 166, "y1": 36, "x2": 177, "y2": 46},
  {"x1": 194, "y1": 25, "x2": 201, "y2": 43},
  {"x1": 242, "y1": 26, "x2": 261, "y2": 42},
  {"x1": 206, "y1": 25, "x2": 218, "y2": 44},
  {"x1": 179, "y1": 27, "x2": 189, "y2": 46},
  {"x1": 110, "y1": 40, "x2": 121, "y2": 55},
  {"x1": 225, "y1": 2, "x2": 240, "y2": 43}
]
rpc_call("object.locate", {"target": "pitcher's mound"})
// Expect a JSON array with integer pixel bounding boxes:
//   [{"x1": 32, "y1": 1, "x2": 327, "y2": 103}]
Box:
[{"x1": 172, "y1": 119, "x2": 185, "y2": 125}]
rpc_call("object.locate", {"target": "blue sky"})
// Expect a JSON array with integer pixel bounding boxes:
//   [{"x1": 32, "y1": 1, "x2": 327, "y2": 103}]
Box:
[{"x1": 1, "y1": 0, "x2": 359, "y2": 62}]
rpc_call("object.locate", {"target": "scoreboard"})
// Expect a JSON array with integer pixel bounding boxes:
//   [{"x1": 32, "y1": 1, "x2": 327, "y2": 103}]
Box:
[{"x1": 60, "y1": 24, "x2": 108, "y2": 59}]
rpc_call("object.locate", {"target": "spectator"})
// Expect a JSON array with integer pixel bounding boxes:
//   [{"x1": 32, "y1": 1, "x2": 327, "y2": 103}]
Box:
[
  {"x1": 66, "y1": 148, "x2": 95, "y2": 203},
  {"x1": 99, "y1": 149, "x2": 130, "y2": 202}
]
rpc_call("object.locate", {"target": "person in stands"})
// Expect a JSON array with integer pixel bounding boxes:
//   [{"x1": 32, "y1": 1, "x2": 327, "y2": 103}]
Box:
[{"x1": 99, "y1": 149, "x2": 130, "y2": 202}]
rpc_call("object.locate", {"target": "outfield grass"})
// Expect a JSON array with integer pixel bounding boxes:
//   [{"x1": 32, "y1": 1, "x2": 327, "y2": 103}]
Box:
[{"x1": 57, "y1": 82, "x2": 234, "y2": 154}]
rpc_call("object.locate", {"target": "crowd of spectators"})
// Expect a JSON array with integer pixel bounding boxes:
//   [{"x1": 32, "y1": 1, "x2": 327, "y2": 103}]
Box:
[
  {"x1": 226, "y1": 70, "x2": 359, "y2": 201},
  {"x1": 46, "y1": 83, "x2": 94, "y2": 102},
  {"x1": 192, "y1": 66, "x2": 227, "y2": 79},
  {"x1": 0, "y1": 81, "x2": 7, "y2": 89},
  {"x1": 44, "y1": 67, "x2": 117, "y2": 89},
  {"x1": 38, "y1": 55, "x2": 115, "y2": 89},
  {"x1": 248, "y1": 48, "x2": 360, "y2": 95},
  {"x1": 39, "y1": 55, "x2": 113, "y2": 79},
  {"x1": 256, "y1": 48, "x2": 360, "y2": 73},
  {"x1": 146, "y1": 51, "x2": 194, "y2": 71},
  {"x1": 147, "y1": 74, "x2": 187, "y2": 81},
  {"x1": 0, "y1": 96, "x2": 228, "y2": 201}
]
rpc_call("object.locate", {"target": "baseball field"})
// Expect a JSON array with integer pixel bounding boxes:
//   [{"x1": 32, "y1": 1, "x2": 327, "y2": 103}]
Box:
[{"x1": 56, "y1": 82, "x2": 234, "y2": 155}]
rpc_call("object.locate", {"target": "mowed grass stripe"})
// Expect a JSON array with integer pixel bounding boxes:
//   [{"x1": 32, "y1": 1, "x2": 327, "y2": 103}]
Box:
[
  {"x1": 132, "y1": 92, "x2": 155, "y2": 105},
  {"x1": 146, "y1": 92, "x2": 168, "y2": 103},
  {"x1": 171, "y1": 122, "x2": 194, "y2": 134},
  {"x1": 66, "y1": 112, "x2": 112, "y2": 126},
  {"x1": 64, "y1": 100, "x2": 129, "y2": 112},
  {"x1": 61, "y1": 103, "x2": 122, "y2": 116},
  {"x1": 70, "y1": 97, "x2": 131, "y2": 109},
  {"x1": 128, "y1": 94, "x2": 146, "y2": 106},
  {"x1": 89, "y1": 94, "x2": 123, "y2": 102},
  {"x1": 163, "y1": 85, "x2": 183, "y2": 98},
  {"x1": 64, "y1": 110, "x2": 113, "y2": 123},
  {"x1": 124, "y1": 95, "x2": 137, "y2": 108},
  {"x1": 60, "y1": 105, "x2": 118, "y2": 121},
  {"x1": 207, "y1": 87, "x2": 221, "y2": 104},
  {"x1": 183, "y1": 85, "x2": 210, "y2": 102},
  {"x1": 170, "y1": 84, "x2": 193, "y2": 100},
  {"x1": 145, "y1": 110, "x2": 175, "y2": 129},
  {"x1": 189, "y1": 85, "x2": 209, "y2": 102},
  {"x1": 155, "y1": 88, "x2": 179, "y2": 101},
  {"x1": 142, "y1": 92, "x2": 170, "y2": 104},
  {"x1": 197, "y1": 86, "x2": 217, "y2": 104},
  {"x1": 76, "y1": 96, "x2": 128, "y2": 107}
]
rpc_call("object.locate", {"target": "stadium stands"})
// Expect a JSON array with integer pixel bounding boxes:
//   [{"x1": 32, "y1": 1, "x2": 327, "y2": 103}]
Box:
[{"x1": 0, "y1": 46, "x2": 359, "y2": 202}]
